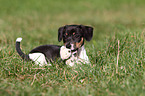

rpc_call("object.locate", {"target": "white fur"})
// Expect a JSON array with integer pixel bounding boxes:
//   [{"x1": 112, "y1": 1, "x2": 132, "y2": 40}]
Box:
[
  {"x1": 29, "y1": 53, "x2": 48, "y2": 66},
  {"x1": 28, "y1": 46, "x2": 89, "y2": 67},
  {"x1": 61, "y1": 45, "x2": 90, "y2": 67},
  {"x1": 78, "y1": 46, "x2": 90, "y2": 63},
  {"x1": 66, "y1": 58, "x2": 75, "y2": 66},
  {"x1": 16, "y1": 37, "x2": 22, "y2": 42},
  {"x1": 71, "y1": 44, "x2": 75, "y2": 50},
  {"x1": 60, "y1": 46, "x2": 71, "y2": 60}
]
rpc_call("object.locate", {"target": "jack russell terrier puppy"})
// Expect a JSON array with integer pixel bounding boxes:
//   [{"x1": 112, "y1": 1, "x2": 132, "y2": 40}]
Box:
[{"x1": 16, "y1": 25, "x2": 93, "y2": 66}]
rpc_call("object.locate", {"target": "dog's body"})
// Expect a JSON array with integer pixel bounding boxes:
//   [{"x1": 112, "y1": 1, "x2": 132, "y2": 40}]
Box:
[{"x1": 16, "y1": 25, "x2": 93, "y2": 66}]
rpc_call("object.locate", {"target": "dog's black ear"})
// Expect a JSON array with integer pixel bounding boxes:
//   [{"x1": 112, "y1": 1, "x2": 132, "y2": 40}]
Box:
[
  {"x1": 58, "y1": 26, "x2": 66, "y2": 42},
  {"x1": 80, "y1": 25, "x2": 93, "y2": 41}
]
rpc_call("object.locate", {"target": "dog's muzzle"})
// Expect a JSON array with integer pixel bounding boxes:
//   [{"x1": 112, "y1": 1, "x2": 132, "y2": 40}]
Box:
[{"x1": 65, "y1": 37, "x2": 84, "y2": 50}]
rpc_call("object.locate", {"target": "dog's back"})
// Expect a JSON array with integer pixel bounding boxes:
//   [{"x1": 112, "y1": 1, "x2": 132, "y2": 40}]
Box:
[{"x1": 29, "y1": 45, "x2": 61, "y2": 60}]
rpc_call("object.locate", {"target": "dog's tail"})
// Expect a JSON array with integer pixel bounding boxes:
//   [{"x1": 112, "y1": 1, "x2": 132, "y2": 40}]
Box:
[{"x1": 15, "y1": 37, "x2": 30, "y2": 61}]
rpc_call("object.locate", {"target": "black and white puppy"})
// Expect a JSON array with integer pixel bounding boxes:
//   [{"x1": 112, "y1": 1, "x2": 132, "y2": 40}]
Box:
[{"x1": 16, "y1": 25, "x2": 93, "y2": 66}]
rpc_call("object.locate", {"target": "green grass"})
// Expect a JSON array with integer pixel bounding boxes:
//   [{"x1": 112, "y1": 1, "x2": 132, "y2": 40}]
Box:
[{"x1": 0, "y1": 0, "x2": 145, "y2": 95}]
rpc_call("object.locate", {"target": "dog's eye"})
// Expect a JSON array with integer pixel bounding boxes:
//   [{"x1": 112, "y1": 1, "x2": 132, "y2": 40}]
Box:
[{"x1": 65, "y1": 33, "x2": 68, "y2": 36}]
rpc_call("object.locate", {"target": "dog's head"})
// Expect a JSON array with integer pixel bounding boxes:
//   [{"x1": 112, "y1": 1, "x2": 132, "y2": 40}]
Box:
[{"x1": 58, "y1": 25, "x2": 93, "y2": 50}]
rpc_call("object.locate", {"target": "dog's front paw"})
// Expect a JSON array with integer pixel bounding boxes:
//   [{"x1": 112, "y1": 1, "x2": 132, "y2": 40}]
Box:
[
  {"x1": 66, "y1": 59, "x2": 74, "y2": 67},
  {"x1": 60, "y1": 46, "x2": 71, "y2": 60}
]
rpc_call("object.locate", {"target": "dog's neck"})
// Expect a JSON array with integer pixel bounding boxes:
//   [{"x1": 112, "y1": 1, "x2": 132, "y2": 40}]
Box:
[{"x1": 71, "y1": 45, "x2": 89, "y2": 61}]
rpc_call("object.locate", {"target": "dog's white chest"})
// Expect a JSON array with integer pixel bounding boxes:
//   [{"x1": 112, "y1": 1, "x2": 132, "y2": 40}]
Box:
[
  {"x1": 61, "y1": 46, "x2": 90, "y2": 66},
  {"x1": 79, "y1": 46, "x2": 89, "y2": 61}
]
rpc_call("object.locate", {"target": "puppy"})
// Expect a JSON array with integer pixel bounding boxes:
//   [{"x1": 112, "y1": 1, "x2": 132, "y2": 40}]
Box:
[
  {"x1": 58, "y1": 25, "x2": 93, "y2": 66},
  {"x1": 16, "y1": 25, "x2": 93, "y2": 66}
]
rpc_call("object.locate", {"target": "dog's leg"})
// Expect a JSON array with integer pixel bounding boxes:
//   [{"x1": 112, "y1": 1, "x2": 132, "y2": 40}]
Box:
[{"x1": 29, "y1": 53, "x2": 49, "y2": 66}]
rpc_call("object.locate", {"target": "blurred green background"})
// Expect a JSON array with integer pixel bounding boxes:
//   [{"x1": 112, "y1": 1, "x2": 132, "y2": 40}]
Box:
[{"x1": 0, "y1": 0, "x2": 145, "y2": 47}]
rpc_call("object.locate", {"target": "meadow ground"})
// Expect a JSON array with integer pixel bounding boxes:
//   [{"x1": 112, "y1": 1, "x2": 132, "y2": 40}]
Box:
[{"x1": 0, "y1": 0, "x2": 145, "y2": 95}]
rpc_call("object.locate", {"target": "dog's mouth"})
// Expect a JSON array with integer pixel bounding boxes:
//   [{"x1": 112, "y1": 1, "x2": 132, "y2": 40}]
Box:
[
  {"x1": 71, "y1": 48, "x2": 78, "y2": 52},
  {"x1": 64, "y1": 37, "x2": 84, "y2": 51}
]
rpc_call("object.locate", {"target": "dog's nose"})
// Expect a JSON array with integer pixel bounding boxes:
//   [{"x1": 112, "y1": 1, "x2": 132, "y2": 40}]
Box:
[{"x1": 66, "y1": 44, "x2": 71, "y2": 49}]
